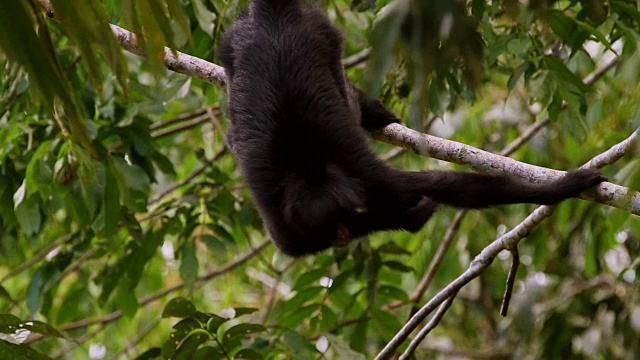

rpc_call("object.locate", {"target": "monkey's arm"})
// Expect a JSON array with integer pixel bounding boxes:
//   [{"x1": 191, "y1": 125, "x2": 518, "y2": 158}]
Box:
[
  {"x1": 343, "y1": 196, "x2": 437, "y2": 240},
  {"x1": 388, "y1": 169, "x2": 608, "y2": 209}
]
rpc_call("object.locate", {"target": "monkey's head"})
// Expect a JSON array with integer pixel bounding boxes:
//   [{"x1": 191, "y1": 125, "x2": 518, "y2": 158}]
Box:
[{"x1": 274, "y1": 168, "x2": 364, "y2": 256}]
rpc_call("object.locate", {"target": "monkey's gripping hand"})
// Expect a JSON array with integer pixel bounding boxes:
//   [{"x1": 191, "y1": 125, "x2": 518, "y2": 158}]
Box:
[{"x1": 548, "y1": 169, "x2": 608, "y2": 202}]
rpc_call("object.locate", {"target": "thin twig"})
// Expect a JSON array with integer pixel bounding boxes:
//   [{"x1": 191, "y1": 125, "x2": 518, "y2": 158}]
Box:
[
  {"x1": 499, "y1": 247, "x2": 519, "y2": 317},
  {"x1": 52, "y1": 324, "x2": 106, "y2": 359},
  {"x1": 150, "y1": 105, "x2": 218, "y2": 131},
  {"x1": 260, "y1": 259, "x2": 296, "y2": 325},
  {"x1": 0, "y1": 234, "x2": 73, "y2": 283},
  {"x1": 150, "y1": 115, "x2": 209, "y2": 139},
  {"x1": 110, "y1": 318, "x2": 160, "y2": 360},
  {"x1": 55, "y1": 246, "x2": 100, "y2": 282},
  {"x1": 148, "y1": 147, "x2": 227, "y2": 205},
  {"x1": 343, "y1": 48, "x2": 371, "y2": 68},
  {"x1": 399, "y1": 293, "x2": 457, "y2": 360},
  {"x1": 411, "y1": 210, "x2": 466, "y2": 303},
  {"x1": 148, "y1": 165, "x2": 206, "y2": 205}
]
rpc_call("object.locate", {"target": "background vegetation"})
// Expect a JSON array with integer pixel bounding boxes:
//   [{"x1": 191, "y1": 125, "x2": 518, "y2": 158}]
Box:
[{"x1": 0, "y1": 0, "x2": 639, "y2": 359}]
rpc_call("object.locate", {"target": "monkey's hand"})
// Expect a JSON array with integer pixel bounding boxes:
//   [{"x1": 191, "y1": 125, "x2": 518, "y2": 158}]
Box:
[
  {"x1": 402, "y1": 196, "x2": 438, "y2": 233},
  {"x1": 549, "y1": 169, "x2": 608, "y2": 202},
  {"x1": 360, "y1": 99, "x2": 401, "y2": 131}
]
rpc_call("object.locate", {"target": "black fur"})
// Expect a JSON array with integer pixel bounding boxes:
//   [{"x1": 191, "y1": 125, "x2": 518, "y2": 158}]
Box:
[{"x1": 219, "y1": 0, "x2": 607, "y2": 256}]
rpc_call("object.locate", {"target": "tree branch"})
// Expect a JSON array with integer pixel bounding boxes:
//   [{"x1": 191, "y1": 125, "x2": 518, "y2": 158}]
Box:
[
  {"x1": 36, "y1": 0, "x2": 639, "y2": 215},
  {"x1": 375, "y1": 129, "x2": 638, "y2": 359},
  {"x1": 372, "y1": 124, "x2": 640, "y2": 215},
  {"x1": 399, "y1": 293, "x2": 457, "y2": 360},
  {"x1": 499, "y1": 247, "x2": 519, "y2": 317}
]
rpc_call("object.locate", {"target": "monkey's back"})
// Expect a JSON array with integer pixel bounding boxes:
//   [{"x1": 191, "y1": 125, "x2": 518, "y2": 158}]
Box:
[
  {"x1": 220, "y1": 0, "x2": 374, "y2": 255},
  {"x1": 222, "y1": 2, "x2": 363, "y2": 180}
]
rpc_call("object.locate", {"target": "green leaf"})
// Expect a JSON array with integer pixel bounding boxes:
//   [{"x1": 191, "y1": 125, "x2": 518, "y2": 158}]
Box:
[
  {"x1": 115, "y1": 277, "x2": 139, "y2": 318},
  {"x1": 279, "y1": 305, "x2": 316, "y2": 328},
  {"x1": 328, "y1": 269, "x2": 353, "y2": 292},
  {"x1": 150, "y1": 151, "x2": 177, "y2": 176},
  {"x1": 110, "y1": 157, "x2": 150, "y2": 212},
  {"x1": 165, "y1": 0, "x2": 191, "y2": 45},
  {"x1": 508, "y1": 62, "x2": 529, "y2": 91},
  {"x1": 199, "y1": 234, "x2": 227, "y2": 254},
  {"x1": 367, "y1": 0, "x2": 408, "y2": 95},
  {"x1": 208, "y1": 223, "x2": 235, "y2": 244},
  {"x1": 24, "y1": 141, "x2": 53, "y2": 197},
  {"x1": 319, "y1": 305, "x2": 338, "y2": 332},
  {"x1": 0, "y1": 314, "x2": 65, "y2": 340},
  {"x1": 371, "y1": 309, "x2": 402, "y2": 338},
  {"x1": 120, "y1": 122, "x2": 155, "y2": 157},
  {"x1": 133, "y1": 347, "x2": 162, "y2": 360},
  {"x1": 0, "y1": 1, "x2": 66, "y2": 106},
  {"x1": 222, "y1": 323, "x2": 266, "y2": 347},
  {"x1": 229, "y1": 308, "x2": 259, "y2": 318},
  {"x1": 543, "y1": 56, "x2": 591, "y2": 93},
  {"x1": 13, "y1": 193, "x2": 40, "y2": 237},
  {"x1": 293, "y1": 268, "x2": 328, "y2": 290},
  {"x1": 174, "y1": 329, "x2": 211, "y2": 360},
  {"x1": 382, "y1": 260, "x2": 414, "y2": 273},
  {"x1": 26, "y1": 266, "x2": 56, "y2": 314},
  {"x1": 0, "y1": 286, "x2": 13, "y2": 304},
  {"x1": 282, "y1": 329, "x2": 306, "y2": 353},
  {"x1": 376, "y1": 242, "x2": 411, "y2": 255},
  {"x1": 193, "y1": 346, "x2": 225, "y2": 359},
  {"x1": 549, "y1": 10, "x2": 577, "y2": 44},
  {"x1": 377, "y1": 285, "x2": 409, "y2": 302},
  {"x1": 0, "y1": 0, "x2": 92, "y2": 150},
  {"x1": 138, "y1": 0, "x2": 167, "y2": 73},
  {"x1": 163, "y1": 297, "x2": 197, "y2": 318},
  {"x1": 179, "y1": 239, "x2": 198, "y2": 289},
  {"x1": 278, "y1": 287, "x2": 324, "y2": 317},
  {"x1": 234, "y1": 348, "x2": 264, "y2": 359},
  {"x1": 75, "y1": 153, "x2": 105, "y2": 219},
  {"x1": 191, "y1": 0, "x2": 216, "y2": 36},
  {"x1": 162, "y1": 318, "x2": 202, "y2": 358},
  {"x1": 325, "y1": 334, "x2": 366, "y2": 360},
  {"x1": 349, "y1": 317, "x2": 368, "y2": 353},
  {"x1": 206, "y1": 314, "x2": 228, "y2": 333},
  {"x1": 92, "y1": 165, "x2": 120, "y2": 234},
  {"x1": 51, "y1": 0, "x2": 128, "y2": 92},
  {"x1": 574, "y1": 19, "x2": 613, "y2": 51},
  {"x1": 0, "y1": 340, "x2": 52, "y2": 360},
  {"x1": 612, "y1": 1, "x2": 640, "y2": 24},
  {"x1": 97, "y1": 230, "x2": 164, "y2": 304}
]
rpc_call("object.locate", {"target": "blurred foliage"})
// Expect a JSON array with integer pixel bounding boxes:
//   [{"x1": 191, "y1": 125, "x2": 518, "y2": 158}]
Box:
[{"x1": 0, "y1": 0, "x2": 639, "y2": 359}]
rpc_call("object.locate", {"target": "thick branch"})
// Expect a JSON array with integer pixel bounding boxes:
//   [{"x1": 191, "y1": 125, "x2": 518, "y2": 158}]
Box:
[{"x1": 108, "y1": 24, "x2": 226, "y2": 87}]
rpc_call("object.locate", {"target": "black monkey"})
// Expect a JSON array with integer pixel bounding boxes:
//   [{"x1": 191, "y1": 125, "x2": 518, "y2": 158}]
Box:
[{"x1": 219, "y1": 0, "x2": 606, "y2": 256}]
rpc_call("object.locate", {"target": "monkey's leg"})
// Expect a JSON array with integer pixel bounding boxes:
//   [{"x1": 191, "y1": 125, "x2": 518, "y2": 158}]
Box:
[
  {"x1": 381, "y1": 169, "x2": 607, "y2": 208},
  {"x1": 343, "y1": 197, "x2": 437, "y2": 239}
]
